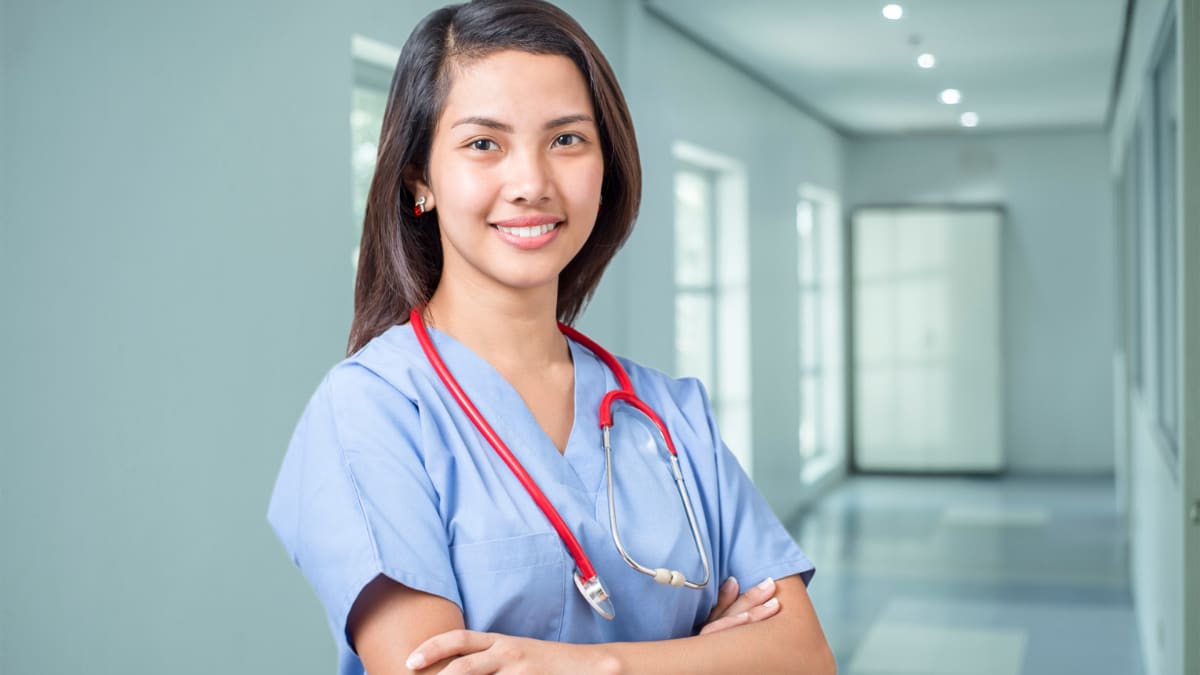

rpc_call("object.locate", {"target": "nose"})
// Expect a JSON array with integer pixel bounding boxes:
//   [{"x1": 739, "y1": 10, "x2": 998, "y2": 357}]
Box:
[{"x1": 502, "y1": 147, "x2": 553, "y2": 204}]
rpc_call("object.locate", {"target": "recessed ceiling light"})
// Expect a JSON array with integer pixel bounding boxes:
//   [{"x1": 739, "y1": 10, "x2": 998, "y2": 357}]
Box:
[
  {"x1": 939, "y1": 88, "x2": 962, "y2": 104},
  {"x1": 918, "y1": 53, "x2": 936, "y2": 69},
  {"x1": 960, "y1": 112, "x2": 980, "y2": 127},
  {"x1": 882, "y1": 4, "x2": 903, "y2": 20}
]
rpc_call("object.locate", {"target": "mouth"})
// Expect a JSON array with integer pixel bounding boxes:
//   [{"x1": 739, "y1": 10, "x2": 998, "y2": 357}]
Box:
[
  {"x1": 489, "y1": 218, "x2": 564, "y2": 250},
  {"x1": 491, "y1": 221, "x2": 561, "y2": 238}
]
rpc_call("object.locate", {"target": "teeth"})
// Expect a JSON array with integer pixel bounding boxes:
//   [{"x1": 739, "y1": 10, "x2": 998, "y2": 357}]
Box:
[{"x1": 496, "y1": 222, "x2": 558, "y2": 237}]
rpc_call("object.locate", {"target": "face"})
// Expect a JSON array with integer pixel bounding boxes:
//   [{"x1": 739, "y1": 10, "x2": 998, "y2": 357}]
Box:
[{"x1": 412, "y1": 50, "x2": 604, "y2": 300}]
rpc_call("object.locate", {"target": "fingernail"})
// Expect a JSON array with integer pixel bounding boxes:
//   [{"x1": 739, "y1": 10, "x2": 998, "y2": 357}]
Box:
[
  {"x1": 737, "y1": 611, "x2": 749, "y2": 620},
  {"x1": 757, "y1": 577, "x2": 774, "y2": 590},
  {"x1": 405, "y1": 652, "x2": 425, "y2": 670},
  {"x1": 763, "y1": 597, "x2": 780, "y2": 609},
  {"x1": 721, "y1": 577, "x2": 737, "y2": 592}
]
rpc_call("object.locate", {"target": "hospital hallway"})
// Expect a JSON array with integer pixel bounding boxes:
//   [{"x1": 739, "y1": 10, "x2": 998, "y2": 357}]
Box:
[{"x1": 791, "y1": 475, "x2": 1144, "y2": 675}]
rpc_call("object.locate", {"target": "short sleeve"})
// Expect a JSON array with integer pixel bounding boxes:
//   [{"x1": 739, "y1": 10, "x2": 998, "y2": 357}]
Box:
[
  {"x1": 697, "y1": 381, "x2": 817, "y2": 589},
  {"x1": 266, "y1": 364, "x2": 461, "y2": 653}
]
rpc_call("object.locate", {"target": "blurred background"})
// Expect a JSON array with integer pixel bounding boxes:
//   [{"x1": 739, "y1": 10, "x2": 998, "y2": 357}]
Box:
[{"x1": 2, "y1": 0, "x2": 1197, "y2": 673}]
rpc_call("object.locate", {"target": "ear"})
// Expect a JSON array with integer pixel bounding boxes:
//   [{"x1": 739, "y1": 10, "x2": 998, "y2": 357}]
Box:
[{"x1": 403, "y1": 165, "x2": 435, "y2": 212}]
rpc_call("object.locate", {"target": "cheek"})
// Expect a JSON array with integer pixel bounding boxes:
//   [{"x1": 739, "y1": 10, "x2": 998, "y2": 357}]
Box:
[
  {"x1": 432, "y1": 164, "x2": 493, "y2": 216},
  {"x1": 566, "y1": 160, "x2": 605, "y2": 204}
]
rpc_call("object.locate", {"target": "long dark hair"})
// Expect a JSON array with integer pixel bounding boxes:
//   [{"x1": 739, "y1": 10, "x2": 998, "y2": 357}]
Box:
[{"x1": 347, "y1": 0, "x2": 641, "y2": 356}]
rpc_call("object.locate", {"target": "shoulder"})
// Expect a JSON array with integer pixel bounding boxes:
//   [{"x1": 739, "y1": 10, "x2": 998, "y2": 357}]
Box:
[
  {"x1": 608, "y1": 353, "x2": 717, "y2": 442},
  {"x1": 307, "y1": 323, "x2": 430, "y2": 451}
]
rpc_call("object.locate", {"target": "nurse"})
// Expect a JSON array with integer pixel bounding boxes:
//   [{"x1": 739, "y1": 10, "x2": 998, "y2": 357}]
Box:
[{"x1": 267, "y1": 1, "x2": 835, "y2": 673}]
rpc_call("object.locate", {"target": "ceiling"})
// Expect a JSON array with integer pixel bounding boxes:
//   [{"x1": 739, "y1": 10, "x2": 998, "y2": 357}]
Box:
[{"x1": 644, "y1": 0, "x2": 1129, "y2": 136}]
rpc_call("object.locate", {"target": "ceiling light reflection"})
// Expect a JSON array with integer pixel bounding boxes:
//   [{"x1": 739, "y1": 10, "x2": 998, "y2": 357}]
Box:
[{"x1": 939, "y1": 88, "x2": 962, "y2": 104}]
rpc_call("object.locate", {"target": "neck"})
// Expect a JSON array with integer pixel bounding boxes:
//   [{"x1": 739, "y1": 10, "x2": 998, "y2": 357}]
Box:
[{"x1": 422, "y1": 275, "x2": 569, "y2": 374}]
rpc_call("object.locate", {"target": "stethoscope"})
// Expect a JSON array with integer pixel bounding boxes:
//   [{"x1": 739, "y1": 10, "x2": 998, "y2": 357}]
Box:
[{"x1": 410, "y1": 308, "x2": 711, "y2": 620}]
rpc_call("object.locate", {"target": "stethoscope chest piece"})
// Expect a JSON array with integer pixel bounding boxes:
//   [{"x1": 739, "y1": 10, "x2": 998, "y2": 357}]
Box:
[{"x1": 574, "y1": 572, "x2": 615, "y2": 620}]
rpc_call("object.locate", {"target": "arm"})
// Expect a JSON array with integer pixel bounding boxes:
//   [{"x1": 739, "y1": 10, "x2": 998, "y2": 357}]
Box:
[
  {"x1": 599, "y1": 575, "x2": 835, "y2": 674},
  {"x1": 349, "y1": 575, "x2": 465, "y2": 675},
  {"x1": 350, "y1": 576, "x2": 620, "y2": 675},
  {"x1": 350, "y1": 574, "x2": 803, "y2": 674},
  {"x1": 405, "y1": 574, "x2": 835, "y2": 675}
]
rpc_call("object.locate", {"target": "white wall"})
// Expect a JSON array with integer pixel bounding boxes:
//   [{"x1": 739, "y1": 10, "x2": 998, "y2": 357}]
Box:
[
  {"x1": 0, "y1": 1, "x2": 844, "y2": 672},
  {"x1": 0, "y1": 1, "x2": 621, "y2": 672},
  {"x1": 847, "y1": 130, "x2": 1116, "y2": 475},
  {"x1": 1108, "y1": 0, "x2": 1193, "y2": 673},
  {"x1": 618, "y1": 6, "x2": 845, "y2": 517}
]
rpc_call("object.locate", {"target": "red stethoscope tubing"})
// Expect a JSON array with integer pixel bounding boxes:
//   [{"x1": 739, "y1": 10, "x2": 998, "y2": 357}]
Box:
[
  {"x1": 411, "y1": 309, "x2": 596, "y2": 580},
  {"x1": 556, "y1": 323, "x2": 678, "y2": 456},
  {"x1": 409, "y1": 308, "x2": 679, "y2": 585}
]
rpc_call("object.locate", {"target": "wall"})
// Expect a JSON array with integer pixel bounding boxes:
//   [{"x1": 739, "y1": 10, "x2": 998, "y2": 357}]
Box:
[
  {"x1": 620, "y1": 6, "x2": 845, "y2": 516},
  {"x1": 1108, "y1": 0, "x2": 1197, "y2": 673},
  {"x1": 0, "y1": 1, "x2": 622, "y2": 672},
  {"x1": 846, "y1": 130, "x2": 1116, "y2": 475},
  {"x1": 0, "y1": 1, "x2": 844, "y2": 672}
]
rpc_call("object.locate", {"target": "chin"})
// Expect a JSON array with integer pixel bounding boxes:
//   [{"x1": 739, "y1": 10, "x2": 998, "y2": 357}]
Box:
[{"x1": 490, "y1": 267, "x2": 566, "y2": 293}]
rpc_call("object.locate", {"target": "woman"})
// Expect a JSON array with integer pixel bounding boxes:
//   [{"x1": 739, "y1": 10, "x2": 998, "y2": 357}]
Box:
[{"x1": 268, "y1": 1, "x2": 835, "y2": 673}]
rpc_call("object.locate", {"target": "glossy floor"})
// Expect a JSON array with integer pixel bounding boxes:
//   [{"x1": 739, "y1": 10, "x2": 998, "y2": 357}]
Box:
[{"x1": 790, "y1": 475, "x2": 1144, "y2": 675}]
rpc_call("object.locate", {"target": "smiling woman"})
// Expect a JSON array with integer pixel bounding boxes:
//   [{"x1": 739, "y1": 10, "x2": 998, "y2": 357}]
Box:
[
  {"x1": 267, "y1": 2, "x2": 834, "y2": 674},
  {"x1": 410, "y1": 50, "x2": 605, "y2": 298}
]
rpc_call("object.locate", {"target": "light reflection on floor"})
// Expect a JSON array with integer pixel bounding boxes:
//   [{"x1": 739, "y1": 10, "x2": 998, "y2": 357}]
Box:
[{"x1": 790, "y1": 475, "x2": 1145, "y2": 675}]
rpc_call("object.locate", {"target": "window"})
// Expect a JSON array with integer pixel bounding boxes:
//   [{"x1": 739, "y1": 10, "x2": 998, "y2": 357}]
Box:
[
  {"x1": 674, "y1": 169, "x2": 717, "y2": 389},
  {"x1": 350, "y1": 35, "x2": 399, "y2": 271},
  {"x1": 797, "y1": 184, "x2": 846, "y2": 483},
  {"x1": 1152, "y1": 24, "x2": 1180, "y2": 454},
  {"x1": 1126, "y1": 121, "x2": 1142, "y2": 391},
  {"x1": 671, "y1": 142, "x2": 752, "y2": 473},
  {"x1": 1135, "y1": 109, "x2": 1153, "y2": 395},
  {"x1": 1132, "y1": 15, "x2": 1181, "y2": 463}
]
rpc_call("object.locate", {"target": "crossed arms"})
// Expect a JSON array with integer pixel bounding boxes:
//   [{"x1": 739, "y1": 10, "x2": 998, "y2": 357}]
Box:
[{"x1": 348, "y1": 573, "x2": 836, "y2": 674}]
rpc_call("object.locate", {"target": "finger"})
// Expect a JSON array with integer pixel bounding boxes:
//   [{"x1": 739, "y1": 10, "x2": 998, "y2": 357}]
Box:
[
  {"x1": 407, "y1": 630, "x2": 495, "y2": 671},
  {"x1": 705, "y1": 577, "x2": 739, "y2": 622},
  {"x1": 699, "y1": 595, "x2": 782, "y2": 635},
  {"x1": 744, "y1": 596, "x2": 781, "y2": 622},
  {"x1": 722, "y1": 576, "x2": 776, "y2": 618},
  {"x1": 437, "y1": 651, "x2": 499, "y2": 675},
  {"x1": 698, "y1": 611, "x2": 751, "y2": 635}
]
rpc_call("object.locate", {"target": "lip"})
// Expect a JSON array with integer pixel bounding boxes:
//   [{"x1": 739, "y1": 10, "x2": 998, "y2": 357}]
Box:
[
  {"x1": 491, "y1": 217, "x2": 563, "y2": 250},
  {"x1": 491, "y1": 214, "x2": 562, "y2": 229}
]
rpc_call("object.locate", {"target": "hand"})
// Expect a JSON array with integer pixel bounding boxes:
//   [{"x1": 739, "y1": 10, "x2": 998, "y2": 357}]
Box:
[
  {"x1": 698, "y1": 576, "x2": 781, "y2": 635},
  {"x1": 406, "y1": 629, "x2": 613, "y2": 674}
]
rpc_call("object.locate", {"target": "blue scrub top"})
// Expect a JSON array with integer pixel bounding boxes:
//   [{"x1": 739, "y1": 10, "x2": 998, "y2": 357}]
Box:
[{"x1": 268, "y1": 323, "x2": 814, "y2": 675}]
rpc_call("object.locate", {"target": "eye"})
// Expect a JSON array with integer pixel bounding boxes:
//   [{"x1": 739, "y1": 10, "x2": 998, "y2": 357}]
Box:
[
  {"x1": 470, "y1": 138, "x2": 498, "y2": 151},
  {"x1": 553, "y1": 133, "x2": 583, "y2": 147}
]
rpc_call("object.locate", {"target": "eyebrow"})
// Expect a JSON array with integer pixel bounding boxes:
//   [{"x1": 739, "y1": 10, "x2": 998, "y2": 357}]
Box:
[{"x1": 450, "y1": 114, "x2": 595, "y2": 132}]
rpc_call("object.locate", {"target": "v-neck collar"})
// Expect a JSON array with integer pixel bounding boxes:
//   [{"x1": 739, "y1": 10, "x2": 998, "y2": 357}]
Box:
[{"x1": 403, "y1": 322, "x2": 610, "y2": 495}]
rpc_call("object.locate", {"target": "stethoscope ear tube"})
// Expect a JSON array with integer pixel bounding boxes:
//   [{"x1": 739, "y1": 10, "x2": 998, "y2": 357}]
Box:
[
  {"x1": 603, "y1": 419, "x2": 711, "y2": 590},
  {"x1": 412, "y1": 308, "x2": 710, "y2": 620},
  {"x1": 410, "y1": 309, "x2": 600, "y2": 583}
]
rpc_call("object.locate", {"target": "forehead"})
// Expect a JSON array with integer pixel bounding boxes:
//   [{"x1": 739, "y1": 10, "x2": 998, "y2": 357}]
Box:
[{"x1": 440, "y1": 50, "x2": 594, "y2": 124}]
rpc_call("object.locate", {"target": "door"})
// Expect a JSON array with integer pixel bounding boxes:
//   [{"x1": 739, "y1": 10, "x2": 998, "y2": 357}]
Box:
[{"x1": 852, "y1": 206, "x2": 1004, "y2": 472}]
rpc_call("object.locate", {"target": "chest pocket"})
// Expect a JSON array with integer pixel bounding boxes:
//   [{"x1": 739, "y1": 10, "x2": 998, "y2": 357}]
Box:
[{"x1": 449, "y1": 532, "x2": 568, "y2": 640}]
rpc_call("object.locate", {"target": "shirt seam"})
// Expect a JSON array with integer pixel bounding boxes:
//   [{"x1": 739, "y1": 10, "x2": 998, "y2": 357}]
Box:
[
  {"x1": 325, "y1": 372, "x2": 386, "y2": 576},
  {"x1": 739, "y1": 557, "x2": 816, "y2": 587},
  {"x1": 324, "y1": 369, "x2": 461, "y2": 615}
]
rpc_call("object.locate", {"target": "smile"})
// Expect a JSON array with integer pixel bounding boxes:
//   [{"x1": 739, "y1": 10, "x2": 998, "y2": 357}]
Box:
[{"x1": 493, "y1": 222, "x2": 560, "y2": 237}]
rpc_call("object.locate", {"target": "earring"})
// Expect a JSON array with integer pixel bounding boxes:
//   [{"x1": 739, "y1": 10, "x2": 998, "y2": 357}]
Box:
[{"x1": 413, "y1": 196, "x2": 426, "y2": 217}]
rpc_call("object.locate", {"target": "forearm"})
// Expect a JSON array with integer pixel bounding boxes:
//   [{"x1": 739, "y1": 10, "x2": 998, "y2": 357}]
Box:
[
  {"x1": 593, "y1": 612, "x2": 834, "y2": 675},
  {"x1": 405, "y1": 576, "x2": 834, "y2": 674}
]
